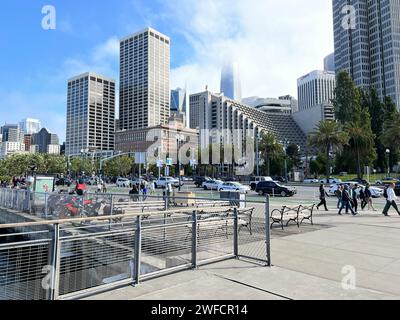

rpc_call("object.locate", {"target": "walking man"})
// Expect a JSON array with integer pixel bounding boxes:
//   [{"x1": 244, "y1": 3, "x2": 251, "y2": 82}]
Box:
[
  {"x1": 351, "y1": 184, "x2": 359, "y2": 214},
  {"x1": 382, "y1": 183, "x2": 400, "y2": 216},
  {"x1": 317, "y1": 184, "x2": 329, "y2": 211},
  {"x1": 338, "y1": 185, "x2": 357, "y2": 216},
  {"x1": 365, "y1": 184, "x2": 377, "y2": 211},
  {"x1": 335, "y1": 185, "x2": 343, "y2": 209}
]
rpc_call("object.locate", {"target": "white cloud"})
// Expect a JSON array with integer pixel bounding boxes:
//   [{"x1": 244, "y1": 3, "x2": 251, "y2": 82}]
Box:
[{"x1": 168, "y1": 0, "x2": 334, "y2": 98}]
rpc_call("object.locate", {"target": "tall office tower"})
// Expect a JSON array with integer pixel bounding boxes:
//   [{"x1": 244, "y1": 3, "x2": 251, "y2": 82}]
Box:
[
  {"x1": 119, "y1": 28, "x2": 170, "y2": 131},
  {"x1": 189, "y1": 90, "x2": 214, "y2": 129},
  {"x1": 297, "y1": 70, "x2": 336, "y2": 112},
  {"x1": 19, "y1": 118, "x2": 41, "y2": 135},
  {"x1": 333, "y1": 0, "x2": 400, "y2": 109},
  {"x1": 220, "y1": 60, "x2": 242, "y2": 102},
  {"x1": 324, "y1": 53, "x2": 335, "y2": 72},
  {"x1": 0, "y1": 124, "x2": 24, "y2": 143},
  {"x1": 32, "y1": 128, "x2": 60, "y2": 154},
  {"x1": 171, "y1": 88, "x2": 189, "y2": 127},
  {"x1": 66, "y1": 72, "x2": 116, "y2": 157}
]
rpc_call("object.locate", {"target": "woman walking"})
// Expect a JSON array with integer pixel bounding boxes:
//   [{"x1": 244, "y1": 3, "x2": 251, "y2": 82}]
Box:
[
  {"x1": 364, "y1": 184, "x2": 377, "y2": 211},
  {"x1": 317, "y1": 184, "x2": 329, "y2": 211},
  {"x1": 338, "y1": 185, "x2": 357, "y2": 216}
]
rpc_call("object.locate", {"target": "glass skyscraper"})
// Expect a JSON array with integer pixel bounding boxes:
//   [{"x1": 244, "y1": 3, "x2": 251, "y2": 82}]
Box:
[
  {"x1": 333, "y1": 0, "x2": 400, "y2": 109},
  {"x1": 220, "y1": 60, "x2": 242, "y2": 103}
]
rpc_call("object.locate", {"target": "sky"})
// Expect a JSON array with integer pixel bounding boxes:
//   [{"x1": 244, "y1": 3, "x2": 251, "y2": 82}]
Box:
[{"x1": 0, "y1": 0, "x2": 334, "y2": 142}]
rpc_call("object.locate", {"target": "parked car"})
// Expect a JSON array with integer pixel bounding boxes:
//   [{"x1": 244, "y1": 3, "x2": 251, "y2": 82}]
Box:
[
  {"x1": 202, "y1": 180, "x2": 223, "y2": 190},
  {"x1": 328, "y1": 182, "x2": 383, "y2": 198},
  {"x1": 249, "y1": 176, "x2": 273, "y2": 190},
  {"x1": 154, "y1": 177, "x2": 181, "y2": 189},
  {"x1": 303, "y1": 178, "x2": 319, "y2": 184},
  {"x1": 395, "y1": 182, "x2": 400, "y2": 196},
  {"x1": 255, "y1": 181, "x2": 297, "y2": 197},
  {"x1": 116, "y1": 178, "x2": 130, "y2": 188},
  {"x1": 273, "y1": 176, "x2": 288, "y2": 183},
  {"x1": 375, "y1": 177, "x2": 399, "y2": 185},
  {"x1": 320, "y1": 178, "x2": 342, "y2": 184},
  {"x1": 194, "y1": 176, "x2": 212, "y2": 188},
  {"x1": 217, "y1": 182, "x2": 251, "y2": 193},
  {"x1": 345, "y1": 178, "x2": 369, "y2": 185}
]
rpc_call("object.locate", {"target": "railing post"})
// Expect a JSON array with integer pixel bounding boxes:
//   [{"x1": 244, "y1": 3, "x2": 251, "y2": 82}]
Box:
[
  {"x1": 50, "y1": 223, "x2": 61, "y2": 300},
  {"x1": 265, "y1": 195, "x2": 271, "y2": 267},
  {"x1": 233, "y1": 207, "x2": 239, "y2": 258},
  {"x1": 192, "y1": 210, "x2": 198, "y2": 269},
  {"x1": 134, "y1": 215, "x2": 142, "y2": 285},
  {"x1": 44, "y1": 192, "x2": 49, "y2": 218}
]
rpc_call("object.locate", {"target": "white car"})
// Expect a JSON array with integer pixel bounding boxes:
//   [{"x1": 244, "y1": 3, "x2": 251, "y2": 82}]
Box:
[
  {"x1": 329, "y1": 182, "x2": 383, "y2": 198},
  {"x1": 303, "y1": 178, "x2": 319, "y2": 184},
  {"x1": 154, "y1": 177, "x2": 181, "y2": 189},
  {"x1": 320, "y1": 178, "x2": 342, "y2": 184},
  {"x1": 202, "y1": 180, "x2": 223, "y2": 190},
  {"x1": 217, "y1": 182, "x2": 251, "y2": 193},
  {"x1": 116, "y1": 178, "x2": 130, "y2": 188}
]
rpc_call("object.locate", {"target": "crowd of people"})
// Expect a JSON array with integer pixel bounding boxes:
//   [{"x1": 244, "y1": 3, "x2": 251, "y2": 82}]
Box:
[{"x1": 316, "y1": 182, "x2": 400, "y2": 217}]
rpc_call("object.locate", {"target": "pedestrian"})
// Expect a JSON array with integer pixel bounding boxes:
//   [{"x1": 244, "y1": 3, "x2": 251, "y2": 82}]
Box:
[
  {"x1": 338, "y1": 185, "x2": 357, "y2": 216},
  {"x1": 102, "y1": 181, "x2": 107, "y2": 193},
  {"x1": 316, "y1": 184, "x2": 329, "y2": 211},
  {"x1": 364, "y1": 184, "x2": 377, "y2": 211},
  {"x1": 335, "y1": 185, "x2": 343, "y2": 209},
  {"x1": 382, "y1": 183, "x2": 400, "y2": 216},
  {"x1": 351, "y1": 184, "x2": 359, "y2": 214},
  {"x1": 129, "y1": 184, "x2": 139, "y2": 202},
  {"x1": 359, "y1": 186, "x2": 367, "y2": 210},
  {"x1": 149, "y1": 180, "x2": 156, "y2": 195}
]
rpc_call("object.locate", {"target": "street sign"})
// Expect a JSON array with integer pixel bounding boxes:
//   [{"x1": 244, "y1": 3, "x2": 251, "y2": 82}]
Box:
[
  {"x1": 166, "y1": 158, "x2": 173, "y2": 166},
  {"x1": 157, "y1": 160, "x2": 164, "y2": 168},
  {"x1": 165, "y1": 166, "x2": 170, "y2": 176},
  {"x1": 135, "y1": 152, "x2": 146, "y2": 165},
  {"x1": 190, "y1": 159, "x2": 197, "y2": 167}
]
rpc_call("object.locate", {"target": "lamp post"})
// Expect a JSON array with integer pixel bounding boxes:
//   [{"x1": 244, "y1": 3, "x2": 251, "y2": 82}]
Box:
[
  {"x1": 282, "y1": 139, "x2": 289, "y2": 183},
  {"x1": 386, "y1": 149, "x2": 391, "y2": 176},
  {"x1": 176, "y1": 133, "x2": 185, "y2": 192},
  {"x1": 256, "y1": 131, "x2": 261, "y2": 177}
]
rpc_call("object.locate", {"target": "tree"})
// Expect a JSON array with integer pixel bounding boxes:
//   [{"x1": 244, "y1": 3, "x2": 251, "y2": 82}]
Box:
[
  {"x1": 258, "y1": 132, "x2": 283, "y2": 176},
  {"x1": 286, "y1": 144, "x2": 301, "y2": 171},
  {"x1": 332, "y1": 70, "x2": 362, "y2": 125},
  {"x1": 104, "y1": 155, "x2": 133, "y2": 177},
  {"x1": 308, "y1": 120, "x2": 349, "y2": 183},
  {"x1": 381, "y1": 113, "x2": 400, "y2": 165},
  {"x1": 70, "y1": 158, "x2": 94, "y2": 176}
]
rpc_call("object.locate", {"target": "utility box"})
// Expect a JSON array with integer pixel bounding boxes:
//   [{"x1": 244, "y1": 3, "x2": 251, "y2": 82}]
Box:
[{"x1": 220, "y1": 191, "x2": 246, "y2": 209}]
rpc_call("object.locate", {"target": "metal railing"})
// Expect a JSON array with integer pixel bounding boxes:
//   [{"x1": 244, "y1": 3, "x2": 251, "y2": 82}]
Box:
[{"x1": 0, "y1": 190, "x2": 271, "y2": 300}]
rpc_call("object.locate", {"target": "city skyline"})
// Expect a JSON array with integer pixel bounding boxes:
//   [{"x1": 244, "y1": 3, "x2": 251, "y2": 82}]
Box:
[{"x1": 0, "y1": 0, "x2": 334, "y2": 142}]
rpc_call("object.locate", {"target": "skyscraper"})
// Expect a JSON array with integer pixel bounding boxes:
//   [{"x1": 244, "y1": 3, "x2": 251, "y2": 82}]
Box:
[
  {"x1": 19, "y1": 118, "x2": 41, "y2": 135},
  {"x1": 119, "y1": 28, "x2": 170, "y2": 131},
  {"x1": 324, "y1": 53, "x2": 335, "y2": 72},
  {"x1": 220, "y1": 60, "x2": 242, "y2": 102},
  {"x1": 297, "y1": 70, "x2": 336, "y2": 112},
  {"x1": 333, "y1": 0, "x2": 400, "y2": 109},
  {"x1": 32, "y1": 128, "x2": 60, "y2": 154},
  {"x1": 66, "y1": 72, "x2": 116, "y2": 157},
  {"x1": 171, "y1": 87, "x2": 189, "y2": 127}
]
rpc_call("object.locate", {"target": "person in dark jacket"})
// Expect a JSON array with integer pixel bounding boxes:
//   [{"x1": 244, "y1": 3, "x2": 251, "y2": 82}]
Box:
[
  {"x1": 338, "y1": 185, "x2": 357, "y2": 216},
  {"x1": 316, "y1": 184, "x2": 329, "y2": 211}
]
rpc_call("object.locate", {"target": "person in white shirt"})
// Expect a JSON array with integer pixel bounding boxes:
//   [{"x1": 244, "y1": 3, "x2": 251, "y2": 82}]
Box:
[{"x1": 383, "y1": 183, "x2": 400, "y2": 216}]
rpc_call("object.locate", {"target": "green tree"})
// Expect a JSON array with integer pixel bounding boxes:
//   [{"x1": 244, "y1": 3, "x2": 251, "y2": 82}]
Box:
[
  {"x1": 381, "y1": 113, "x2": 400, "y2": 166},
  {"x1": 104, "y1": 155, "x2": 133, "y2": 177},
  {"x1": 70, "y1": 158, "x2": 94, "y2": 176},
  {"x1": 286, "y1": 144, "x2": 301, "y2": 171},
  {"x1": 332, "y1": 70, "x2": 362, "y2": 125},
  {"x1": 308, "y1": 120, "x2": 349, "y2": 183},
  {"x1": 259, "y1": 132, "x2": 283, "y2": 176}
]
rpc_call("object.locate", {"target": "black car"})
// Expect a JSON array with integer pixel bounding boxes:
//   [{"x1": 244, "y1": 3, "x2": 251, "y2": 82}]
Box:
[
  {"x1": 194, "y1": 176, "x2": 211, "y2": 188},
  {"x1": 256, "y1": 181, "x2": 296, "y2": 197},
  {"x1": 272, "y1": 176, "x2": 288, "y2": 183},
  {"x1": 395, "y1": 182, "x2": 400, "y2": 196}
]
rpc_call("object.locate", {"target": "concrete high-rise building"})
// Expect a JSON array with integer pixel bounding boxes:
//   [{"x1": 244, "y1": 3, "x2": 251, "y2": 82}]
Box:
[
  {"x1": 19, "y1": 118, "x2": 41, "y2": 135},
  {"x1": 297, "y1": 70, "x2": 336, "y2": 112},
  {"x1": 32, "y1": 128, "x2": 60, "y2": 154},
  {"x1": 333, "y1": 0, "x2": 400, "y2": 110},
  {"x1": 119, "y1": 28, "x2": 170, "y2": 131},
  {"x1": 189, "y1": 90, "x2": 215, "y2": 129},
  {"x1": 324, "y1": 53, "x2": 335, "y2": 72},
  {"x1": 0, "y1": 124, "x2": 25, "y2": 159},
  {"x1": 66, "y1": 72, "x2": 116, "y2": 157},
  {"x1": 220, "y1": 60, "x2": 242, "y2": 102}
]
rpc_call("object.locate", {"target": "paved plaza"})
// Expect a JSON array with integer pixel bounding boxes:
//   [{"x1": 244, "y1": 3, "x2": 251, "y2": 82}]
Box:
[{"x1": 88, "y1": 188, "x2": 400, "y2": 300}]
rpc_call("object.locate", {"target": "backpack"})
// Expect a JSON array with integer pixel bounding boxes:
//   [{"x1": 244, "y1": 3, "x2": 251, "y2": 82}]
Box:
[{"x1": 384, "y1": 187, "x2": 388, "y2": 199}]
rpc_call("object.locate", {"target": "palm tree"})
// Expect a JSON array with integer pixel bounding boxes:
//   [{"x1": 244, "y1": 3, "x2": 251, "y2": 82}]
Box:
[
  {"x1": 346, "y1": 122, "x2": 375, "y2": 179},
  {"x1": 308, "y1": 121, "x2": 348, "y2": 183},
  {"x1": 258, "y1": 132, "x2": 283, "y2": 176}
]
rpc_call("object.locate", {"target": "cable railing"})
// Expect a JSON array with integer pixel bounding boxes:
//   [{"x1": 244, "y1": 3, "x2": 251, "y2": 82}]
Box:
[{"x1": 0, "y1": 191, "x2": 271, "y2": 300}]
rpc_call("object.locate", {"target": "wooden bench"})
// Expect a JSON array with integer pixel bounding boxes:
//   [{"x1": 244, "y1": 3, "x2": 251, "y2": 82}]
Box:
[
  {"x1": 271, "y1": 204, "x2": 315, "y2": 230},
  {"x1": 113, "y1": 201, "x2": 166, "y2": 219}
]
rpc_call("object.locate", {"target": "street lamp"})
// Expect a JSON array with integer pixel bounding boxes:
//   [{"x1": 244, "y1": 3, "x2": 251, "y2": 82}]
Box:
[
  {"x1": 386, "y1": 149, "x2": 391, "y2": 176},
  {"x1": 256, "y1": 131, "x2": 261, "y2": 177},
  {"x1": 281, "y1": 139, "x2": 289, "y2": 183},
  {"x1": 176, "y1": 133, "x2": 185, "y2": 191}
]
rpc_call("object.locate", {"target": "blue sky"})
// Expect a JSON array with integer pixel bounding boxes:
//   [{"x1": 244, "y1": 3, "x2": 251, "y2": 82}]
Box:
[{"x1": 0, "y1": 0, "x2": 334, "y2": 142}]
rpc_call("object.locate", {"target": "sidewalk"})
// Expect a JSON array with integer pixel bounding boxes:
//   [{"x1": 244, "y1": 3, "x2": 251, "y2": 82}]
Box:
[{"x1": 88, "y1": 210, "x2": 400, "y2": 300}]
